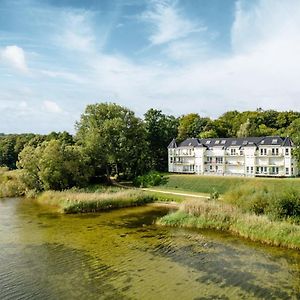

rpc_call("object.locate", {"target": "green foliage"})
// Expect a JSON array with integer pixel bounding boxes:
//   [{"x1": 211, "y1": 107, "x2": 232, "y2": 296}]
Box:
[
  {"x1": 268, "y1": 190, "x2": 300, "y2": 221},
  {"x1": 158, "y1": 200, "x2": 300, "y2": 250},
  {"x1": 17, "y1": 139, "x2": 92, "y2": 191},
  {"x1": 177, "y1": 113, "x2": 212, "y2": 141},
  {"x1": 209, "y1": 188, "x2": 220, "y2": 200},
  {"x1": 133, "y1": 171, "x2": 168, "y2": 188},
  {"x1": 224, "y1": 182, "x2": 300, "y2": 223},
  {"x1": 0, "y1": 168, "x2": 26, "y2": 197},
  {"x1": 144, "y1": 109, "x2": 178, "y2": 171},
  {"x1": 76, "y1": 102, "x2": 148, "y2": 179}
]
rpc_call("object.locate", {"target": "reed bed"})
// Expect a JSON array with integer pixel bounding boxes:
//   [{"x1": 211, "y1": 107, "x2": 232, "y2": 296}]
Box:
[
  {"x1": 0, "y1": 168, "x2": 26, "y2": 198},
  {"x1": 158, "y1": 198, "x2": 300, "y2": 250},
  {"x1": 37, "y1": 189, "x2": 156, "y2": 213}
]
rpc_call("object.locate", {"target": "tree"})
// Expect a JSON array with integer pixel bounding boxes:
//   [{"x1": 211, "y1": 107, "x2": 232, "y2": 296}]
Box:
[
  {"x1": 76, "y1": 102, "x2": 147, "y2": 180},
  {"x1": 144, "y1": 109, "x2": 178, "y2": 171},
  {"x1": 177, "y1": 113, "x2": 212, "y2": 141},
  {"x1": 17, "y1": 140, "x2": 92, "y2": 191},
  {"x1": 286, "y1": 118, "x2": 300, "y2": 169}
]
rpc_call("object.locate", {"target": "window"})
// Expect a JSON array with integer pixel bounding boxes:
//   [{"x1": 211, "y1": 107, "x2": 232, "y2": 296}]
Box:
[
  {"x1": 215, "y1": 140, "x2": 220, "y2": 144},
  {"x1": 286, "y1": 168, "x2": 289, "y2": 175},
  {"x1": 170, "y1": 157, "x2": 173, "y2": 163},
  {"x1": 189, "y1": 149, "x2": 192, "y2": 155},
  {"x1": 246, "y1": 166, "x2": 249, "y2": 173},
  {"x1": 230, "y1": 148, "x2": 236, "y2": 155},
  {"x1": 272, "y1": 139, "x2": 278, "y2": 144},
  {"x1": 206, "y1": 140, "x2": 211, "y2": 144},
  {"x1": 260, "y1": 148, "x2": 267, "y2": 155},
  {"x1": 285, "y1": 148, "x2": 289, "y2": 155},
  {"x1": 240, "y1": 150, "x2": 244, "y2": 155},
  {"x1": 292, "y1": 167, "x2": 294, "y2": 174},
  {"x1": 221, "y1": 140, "x2": 226, "y2": 144},
  {"x1": 216, "y1": 157, "x2": 223, "y2": 164},
  {"x1": 256, "y1": 167, "x2": 259, "y2": 173},
  {"x1": 251, "y1": 167, "x2": 254, "y2": 173},
  {"x1": 272, "y1": 148, "x2": 279, "y2": 156}
]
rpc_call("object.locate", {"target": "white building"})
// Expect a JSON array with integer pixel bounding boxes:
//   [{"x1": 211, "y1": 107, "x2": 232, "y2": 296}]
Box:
[{"x1": 168, "y1": 136, "x2": 298, "y2": 177}]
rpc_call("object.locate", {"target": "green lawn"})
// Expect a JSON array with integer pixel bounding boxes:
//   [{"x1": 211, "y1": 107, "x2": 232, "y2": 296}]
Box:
[{"x1": 161, "y1": 174, "x2": 300, "y2": 194}]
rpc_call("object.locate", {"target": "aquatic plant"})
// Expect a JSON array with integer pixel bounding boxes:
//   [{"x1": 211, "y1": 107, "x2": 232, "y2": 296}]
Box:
[
  {"x1": 158, "y1": 198, "x2": 300, "y2": 250},
  {"x1": 37, "y1": 189, "x2": 156, "y2": 213}
]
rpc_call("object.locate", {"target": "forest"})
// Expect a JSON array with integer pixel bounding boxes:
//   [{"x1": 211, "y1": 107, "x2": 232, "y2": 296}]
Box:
[{"x1": 1, "y1": 103, "x2": 300, "y2": 193}]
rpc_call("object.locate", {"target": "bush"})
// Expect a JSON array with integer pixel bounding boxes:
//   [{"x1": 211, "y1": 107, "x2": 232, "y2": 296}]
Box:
[
  {"x1": 224, "y1": 182, "x2": 272, "y2": 215},
  {"x1": 133, "y1": 171, "x2": 168, "y2": 188},
  {"x1": 224, "y1": 182, "x2": 300, "y2": 223},
  {"x1": 268, "y1": 190, "x2": 300, "y2": 222},
  {"x1": 209, "y1": 188, "x2": 220, "y2": 200}
]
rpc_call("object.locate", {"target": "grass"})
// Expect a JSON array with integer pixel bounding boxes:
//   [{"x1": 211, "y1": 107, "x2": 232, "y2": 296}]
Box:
[
  {"x1": 36, "y1": 189, "x2": 157, "y2": 213},
  {"x1": 0, "y1": 168, "x2": 26, "y2": 198},
  {"x1": 160, "y1": 174, "x2": 300, "y2": 195},
  {"x1": 158, "y1": 198, "x2": 300, "y2": 250}
]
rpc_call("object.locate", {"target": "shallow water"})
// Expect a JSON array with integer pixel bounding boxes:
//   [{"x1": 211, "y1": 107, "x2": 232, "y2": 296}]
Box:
[{"x1": 0, "y1": 198, "x2": 300, "y2": 300}]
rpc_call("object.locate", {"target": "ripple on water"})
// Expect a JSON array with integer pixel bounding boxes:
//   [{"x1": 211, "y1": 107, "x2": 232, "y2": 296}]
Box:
[
  {"x1": 1, "y1": 200, "x2": 300, "y2": 299},
  {"x1": 0, "y1": 243, "x2": 129, "y2": 300}
]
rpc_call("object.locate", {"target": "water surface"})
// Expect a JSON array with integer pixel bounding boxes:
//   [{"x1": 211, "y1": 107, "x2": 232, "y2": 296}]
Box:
[{"x1": 0, "y1": 198, "x2": 300, "y2": 299}]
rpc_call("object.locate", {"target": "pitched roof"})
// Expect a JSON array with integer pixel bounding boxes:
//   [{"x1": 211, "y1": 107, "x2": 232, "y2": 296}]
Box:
[
  {"x1": 167, "y1": 138, "x2": 177, "y2": 148},
  {"x1": 282, "y1": 137, "x2": 293, "y2": 147},
  {"x1": 172, "y1": 136, "x2": 293, "y2": 149},
  {"x1": 178, "y1": 138, "x2": 201, "y2": 147}
]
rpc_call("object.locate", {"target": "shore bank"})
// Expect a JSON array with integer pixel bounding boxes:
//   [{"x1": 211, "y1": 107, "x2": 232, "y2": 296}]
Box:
[
  {"x1": 36, "y1": 189, "x2": 157, "y2": 213},
  {"x1": 157, "y1": 198, "x2": 300, "y2": 250}
]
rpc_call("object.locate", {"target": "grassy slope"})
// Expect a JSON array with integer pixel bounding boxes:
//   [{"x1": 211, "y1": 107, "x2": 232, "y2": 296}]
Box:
[{"x1": 161, "y1": 174, "x2": 300, "y2": 194}]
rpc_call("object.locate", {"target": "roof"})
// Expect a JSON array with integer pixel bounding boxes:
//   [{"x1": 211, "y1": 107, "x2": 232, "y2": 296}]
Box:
[
  {"x1": 170, "y1": 136, "x2": 294, "y2": 149},
  {"x1": 178, "y1": 138, "x2": 201, "y2": 147},
  {"x1": 167, "y1": 138, "x2": 177, "y2": 148}
]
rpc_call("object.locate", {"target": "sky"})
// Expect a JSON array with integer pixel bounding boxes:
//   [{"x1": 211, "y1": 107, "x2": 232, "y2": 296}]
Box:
[{"x1": 1, "y1": 0, "x2": 300, "y2": 133}]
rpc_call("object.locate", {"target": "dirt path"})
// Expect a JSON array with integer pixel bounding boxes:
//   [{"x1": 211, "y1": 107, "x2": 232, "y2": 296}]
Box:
[{"x1": 141, "y1": 188, "x2": 210, "y2": 199}]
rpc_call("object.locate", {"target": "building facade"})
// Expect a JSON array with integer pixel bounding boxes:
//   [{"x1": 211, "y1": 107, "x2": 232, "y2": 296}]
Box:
[{"x1": 168, "y1": 136, "x2": 298, "y2": 177}]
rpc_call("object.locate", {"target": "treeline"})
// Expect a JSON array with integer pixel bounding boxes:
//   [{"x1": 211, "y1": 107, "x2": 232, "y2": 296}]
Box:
[{"x1": 1, "y1": 104, "x2": 300, "y2": 192}]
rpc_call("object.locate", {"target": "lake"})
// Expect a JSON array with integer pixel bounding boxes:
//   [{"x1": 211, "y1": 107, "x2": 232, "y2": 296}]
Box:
[{"x1": 0, "y1": 198, "x2": 299, "y2": 299}]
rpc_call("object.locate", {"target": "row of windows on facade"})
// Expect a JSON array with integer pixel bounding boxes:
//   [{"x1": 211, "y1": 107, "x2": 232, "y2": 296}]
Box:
[
  {"x1": 177, "y1": 165, "x2": 292, "y2": 175},
  {"x1": 169, "y1": 148, "x2": 290, "y2": 156},
  {"x1": 203, "y1": 138, "x2": 280, "y2": 146}
]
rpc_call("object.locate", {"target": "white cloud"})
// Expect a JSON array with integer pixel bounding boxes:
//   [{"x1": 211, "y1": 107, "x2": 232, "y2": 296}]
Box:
[
  {"x1": 141, "y1": 0, "x2": 205, "y2": 46},
  {"x1": 40, "y1": 70, "x2": 84, "y2": 83},
  {"x1": 85, "y1": 0, "x2": 300, "y2": 117},
  {"x1": 3, "y1": 0, "x2": 300, "y2": 133},
  {"x1": 0, "y1": 45, "x2": 29, "y2": 73},
  {"x1": 55, "y1": 12, "x2": 95, "y2": 52},
  {"x1": 43, "y1": 100, "x2": 63, "y2": 114}
]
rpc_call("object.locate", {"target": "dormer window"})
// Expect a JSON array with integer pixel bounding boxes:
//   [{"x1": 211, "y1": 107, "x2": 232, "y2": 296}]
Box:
[
  {"x1": 242, "y1": 141, "x2": 248, "y2": 145},
  {"x1": 261, "y1": 140, "x2": 265, "y2": 144},
  {"x1": 272, "y1": 139, "x2": 277, "y2": 144},
  {"x1": 206, "y1": 140, "x2": 211, "y2": 144},
  {"x1": 232, "y1": 140, "x2": 237, "y2": 145},
  {"x1": 221, "y1": 140, "x2": 226, "y2": 144},
  {"x1": 215, "y1": 140, "x2": 220, "y2": 144}
]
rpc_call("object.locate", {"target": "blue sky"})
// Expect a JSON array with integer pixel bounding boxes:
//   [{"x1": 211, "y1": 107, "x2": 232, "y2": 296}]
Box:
[{"x1": 1, "y1": 0, "x2": 300, "y2": 133}]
